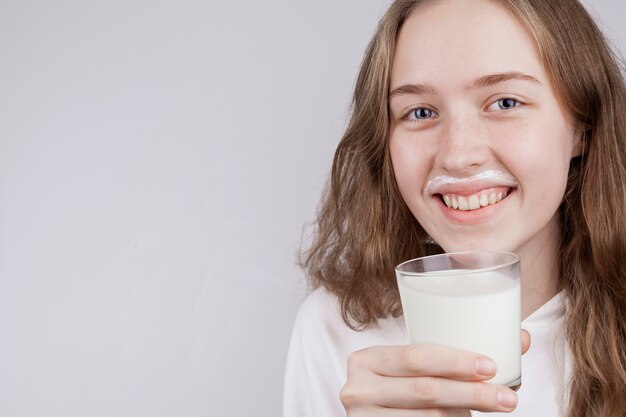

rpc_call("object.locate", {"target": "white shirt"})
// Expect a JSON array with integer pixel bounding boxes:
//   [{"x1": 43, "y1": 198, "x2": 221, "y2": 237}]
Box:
[{"x1": 283, "y1": 287, "x2": 570, "y2": 417}]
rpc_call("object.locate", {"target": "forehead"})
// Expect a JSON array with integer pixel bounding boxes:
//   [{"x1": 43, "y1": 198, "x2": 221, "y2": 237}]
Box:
[{"x1": 391, "y1": 0, "x2": 547, "y2": 89}]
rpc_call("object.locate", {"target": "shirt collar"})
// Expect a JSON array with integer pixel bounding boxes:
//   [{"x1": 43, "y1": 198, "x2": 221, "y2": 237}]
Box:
[{"x1": 522, "y1": 291, "x2": 566, "y2": 326}]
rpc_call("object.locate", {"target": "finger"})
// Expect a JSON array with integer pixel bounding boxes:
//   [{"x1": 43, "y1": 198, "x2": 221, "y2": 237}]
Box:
[
  {"x1": 521, "y1": 329, "x2": 531, "y2": 355},
  {"x1": 350, "y1": 344, "x2": 497, "y2": 381},
  {"x1": 368, "y1": 408, "x2": 470, "y2": 417},
  {"x1": 373, "y1": 377, "x2": 519, "y2": 412},
  {"x1": 342, "y1": 378, "x2": 474, "y2": 416}
]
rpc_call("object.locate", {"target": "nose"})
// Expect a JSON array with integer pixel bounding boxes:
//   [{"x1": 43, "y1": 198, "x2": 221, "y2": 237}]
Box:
[{"x1": 435, "y1": 114, "x2": 490, "y2": 174}]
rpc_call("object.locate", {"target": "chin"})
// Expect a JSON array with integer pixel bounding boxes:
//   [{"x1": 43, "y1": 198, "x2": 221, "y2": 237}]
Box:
[{"x1": 436, "y1": 239, "x2": 513, "y2": 254}]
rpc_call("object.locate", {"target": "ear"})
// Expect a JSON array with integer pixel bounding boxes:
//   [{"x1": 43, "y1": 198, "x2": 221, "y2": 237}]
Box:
[{"x1": 570, "y1": 124, "x2": 587, "y2": 158}]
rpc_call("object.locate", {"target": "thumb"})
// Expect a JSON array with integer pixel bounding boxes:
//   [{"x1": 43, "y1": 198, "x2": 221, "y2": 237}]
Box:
[{"x1": 521, "y1": 329, "x2": 531, "y2": 355}]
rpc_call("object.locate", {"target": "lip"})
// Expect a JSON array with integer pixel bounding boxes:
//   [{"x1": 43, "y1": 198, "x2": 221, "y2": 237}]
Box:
[{"x1": 434, "y1": 188, "x2": 516, "y2": 224}]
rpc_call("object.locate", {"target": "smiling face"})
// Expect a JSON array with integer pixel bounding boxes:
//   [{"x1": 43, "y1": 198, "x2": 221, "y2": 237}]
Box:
[{"x1": 389, "y1": 0, "x2": 581, "y2": 256}]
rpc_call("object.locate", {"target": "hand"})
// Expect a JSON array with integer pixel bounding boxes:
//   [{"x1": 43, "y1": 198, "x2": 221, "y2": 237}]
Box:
[{"x1": 340, "y1": 330, "x2": 531, "y2": 416}]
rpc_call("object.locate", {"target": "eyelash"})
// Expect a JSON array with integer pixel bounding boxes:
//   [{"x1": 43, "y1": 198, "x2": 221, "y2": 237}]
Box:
[
  {"x1": 401, "y1": 97, "x2": 523, "y2": 122},
  {"x1": 486, "y1": 97, "x2": 521, "y2": 112}
]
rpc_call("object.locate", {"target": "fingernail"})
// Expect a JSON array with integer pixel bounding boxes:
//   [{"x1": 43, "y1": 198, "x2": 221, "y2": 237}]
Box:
[
  {"x1": 498, "y1": 389, "x2": 518, "y2": 408},
  {"x1": 474, "y1": 358, "x2": 497, "y2": 376}
]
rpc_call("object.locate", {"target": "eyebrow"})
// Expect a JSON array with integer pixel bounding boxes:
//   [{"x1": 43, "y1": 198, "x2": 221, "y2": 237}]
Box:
[
  {"x1": 388, "y1": 83, "x2": 436, "y2": 99},
  {"x1": 389, "y1": 72, "x2": 541, "y2": 99},
  {"x1": 471, "y1": 72, "x2": 541, "y2": 89}
]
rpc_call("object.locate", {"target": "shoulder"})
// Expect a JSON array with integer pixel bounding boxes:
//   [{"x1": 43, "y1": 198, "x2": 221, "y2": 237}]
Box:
[
  {"x1": 290, "y1": 286, "x2": 407, "y2": 357},
  {"x1": 288, "y1": 287, "x2": 351, "y2": 359},
  {"x1": 293, "y1": 287, "x2": 343, "y2": 330},
  {"x1": 284, "y1": 287, "x2": 407, "y2": 417},
  {"x1": 283, "y1": 288, "x2": 348, "y2": 417}
]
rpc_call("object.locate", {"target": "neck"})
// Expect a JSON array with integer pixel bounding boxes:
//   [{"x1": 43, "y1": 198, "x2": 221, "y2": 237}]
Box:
[{"x1": 517, "y1": 216, "x2": 561, "y2": 320}]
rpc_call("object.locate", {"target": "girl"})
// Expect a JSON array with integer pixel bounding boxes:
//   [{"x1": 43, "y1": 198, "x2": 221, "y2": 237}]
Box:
[{"x1": 284, "y1": 0, "x2": 626, "y2": 416}]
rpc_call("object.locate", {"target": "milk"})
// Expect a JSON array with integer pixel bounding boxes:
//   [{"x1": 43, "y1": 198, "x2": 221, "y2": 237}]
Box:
[{"x1": 397, "y1": 269, "x2": 521, "y2": 386}]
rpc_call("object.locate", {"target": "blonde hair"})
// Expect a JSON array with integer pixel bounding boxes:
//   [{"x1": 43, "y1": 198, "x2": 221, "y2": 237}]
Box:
[{"x1": 301, "y1": 0, "x2": 626, "y2": 415}]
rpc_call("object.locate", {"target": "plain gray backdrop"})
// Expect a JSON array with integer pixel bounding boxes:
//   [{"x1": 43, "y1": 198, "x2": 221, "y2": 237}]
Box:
[{"x1": 0, "y1": 1, "x2": 624, "y2": 416}]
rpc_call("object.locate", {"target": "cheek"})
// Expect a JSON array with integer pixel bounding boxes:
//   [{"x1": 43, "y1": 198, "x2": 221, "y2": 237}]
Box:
[
  {"x1": 494, "y1": 117, "x2": 574, "y2": 200},
  {"x1": 389, "y1": 134, "x2": 432, "y2": 199}
]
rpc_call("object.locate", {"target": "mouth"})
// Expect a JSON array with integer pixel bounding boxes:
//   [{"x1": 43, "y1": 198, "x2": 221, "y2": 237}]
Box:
[{"x1": 437, "y1": 186, "x2": 514, "y2": 211}]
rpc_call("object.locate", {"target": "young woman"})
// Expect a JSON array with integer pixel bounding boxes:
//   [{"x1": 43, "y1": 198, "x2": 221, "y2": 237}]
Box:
[{"x1": 284, "y1": 0, "x2": 626, "y2": 416}]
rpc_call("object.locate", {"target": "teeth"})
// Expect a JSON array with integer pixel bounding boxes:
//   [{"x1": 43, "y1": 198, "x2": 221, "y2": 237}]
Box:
[
  {"x1": 468, "y1": 195, "x2": 480, "y2": 210},
  {"x1": 458, "y1": 196, "x2": 469, "y2": 210},
  {"x1": 441, "y1": 189, "x2": 511, "y2": 211}
]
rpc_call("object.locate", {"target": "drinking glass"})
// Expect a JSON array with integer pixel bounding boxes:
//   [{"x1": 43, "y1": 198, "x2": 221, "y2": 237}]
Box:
[{"x1": 396, "y1": 251, "x2": 521, "y2": 389}]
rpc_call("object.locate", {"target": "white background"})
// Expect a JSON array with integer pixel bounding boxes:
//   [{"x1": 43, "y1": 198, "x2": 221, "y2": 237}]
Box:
[{"x1": 0, "y1": 1, "x2": 623, "y2": 416}]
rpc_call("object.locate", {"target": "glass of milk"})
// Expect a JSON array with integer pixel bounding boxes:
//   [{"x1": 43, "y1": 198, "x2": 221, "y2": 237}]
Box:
[{"x1": 396, "y1": 251, "x2": 521, "y2": 390}]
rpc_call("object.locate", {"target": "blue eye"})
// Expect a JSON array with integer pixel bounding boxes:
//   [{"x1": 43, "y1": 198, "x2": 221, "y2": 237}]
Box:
[
  {"x1": 491, "y1": 98, "x2": 519, "y2": 111},
  {"x1": 408, "y1": 107, "x2": 435, "y2": 120}
]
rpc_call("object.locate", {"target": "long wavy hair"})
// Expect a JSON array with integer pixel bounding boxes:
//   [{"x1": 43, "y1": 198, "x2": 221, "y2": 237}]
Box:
[{"x1": 301, "y1": 0, "x2": 626, "y2": 415}]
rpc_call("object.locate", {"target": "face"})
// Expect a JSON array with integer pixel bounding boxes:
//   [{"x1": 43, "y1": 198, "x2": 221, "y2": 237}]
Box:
[{"x1": 389, "y1": 0, "x2": 581, "y2": 257}]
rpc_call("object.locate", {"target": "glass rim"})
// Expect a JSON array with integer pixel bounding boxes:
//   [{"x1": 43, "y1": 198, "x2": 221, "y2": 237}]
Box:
[{"x1": 395, "y1": 251, "x2": 520, "y2": 277}]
